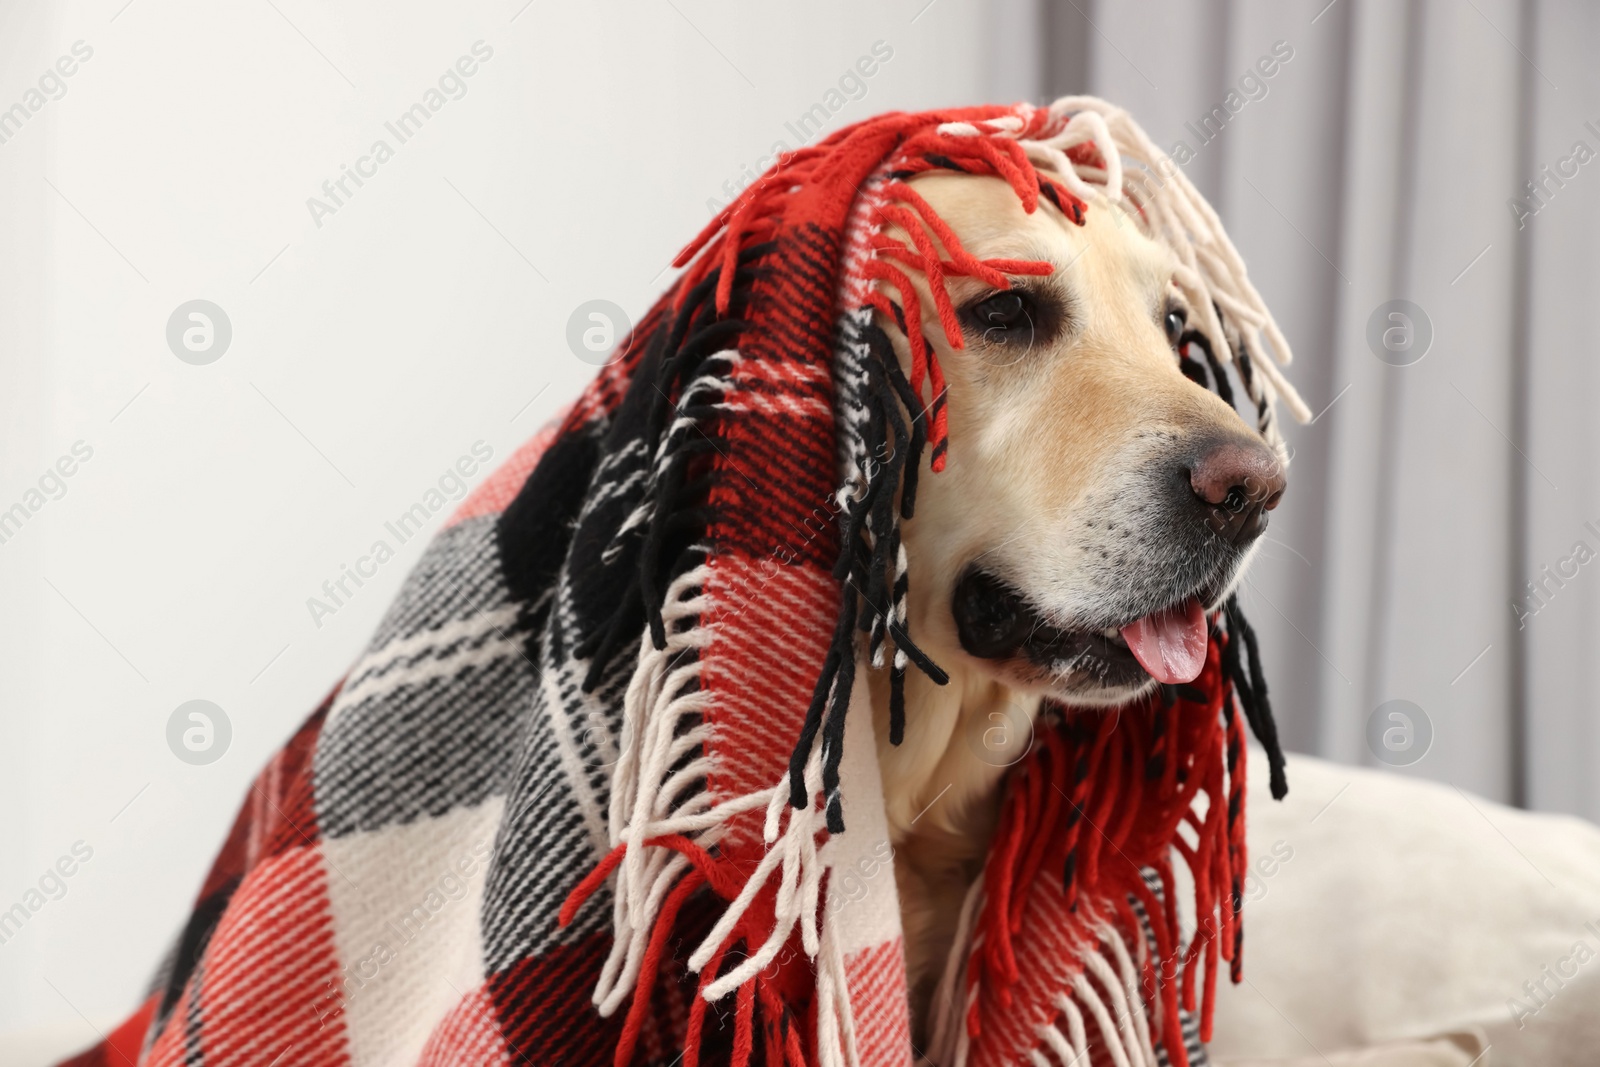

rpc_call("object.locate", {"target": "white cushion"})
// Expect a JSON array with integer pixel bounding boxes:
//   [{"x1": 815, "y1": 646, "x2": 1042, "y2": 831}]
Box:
[
  {"x1": 1210, "y1": 748, "x2": 1600, "y2": 1065},
  {"x1": 1222, "y1": 1029, "x2": 1487, "y2": 1066}
]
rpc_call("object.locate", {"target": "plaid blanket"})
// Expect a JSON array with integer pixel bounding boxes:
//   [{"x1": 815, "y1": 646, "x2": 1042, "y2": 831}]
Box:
[{"x1": 64, "y1": 98, "x2": 1303, "y2": 1067}]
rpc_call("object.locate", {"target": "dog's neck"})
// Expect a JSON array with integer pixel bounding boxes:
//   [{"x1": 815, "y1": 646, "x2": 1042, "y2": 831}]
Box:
[
  {"x1": 868, "y1": 657, "x2": 1042, "y2": 1031},
  {"x1": 869, "y1": 661, "x2": 1038, "y2": 844}
]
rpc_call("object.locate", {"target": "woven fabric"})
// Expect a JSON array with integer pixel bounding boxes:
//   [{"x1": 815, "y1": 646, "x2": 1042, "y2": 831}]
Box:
[{"x1": 61, "y1": 99, "x2": 1301, "y2": 1067}]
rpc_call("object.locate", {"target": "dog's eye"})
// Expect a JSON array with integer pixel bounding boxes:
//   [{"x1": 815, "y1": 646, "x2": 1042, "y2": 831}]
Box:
[
  {"x1": 966, "y1": 291, "x2": 1039, "y2": 348},
  {"x1": 1164, "y1": 308, "x2": 1186, "y2": 347},
  {"x1": 959, "y1": 286, "x2": 1064, "y2": 354},
  {"x1": 976, "y1": 291, "x2": 1029, "y2": 331}
]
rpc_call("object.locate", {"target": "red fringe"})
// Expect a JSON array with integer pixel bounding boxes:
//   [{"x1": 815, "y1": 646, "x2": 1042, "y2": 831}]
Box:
[
  {"x1": 965, "y1": 630, "x2": 1246, "y2": 1066},
  {"x1": 612, "y1": 870, "x2": 705, "y2": 1067},
  {"x1": 558, "y1": 832, "x2": 804, "y2": 1067},
  {"x1": 665, "y1": 106, "x2": 1082, "y2": 474}
]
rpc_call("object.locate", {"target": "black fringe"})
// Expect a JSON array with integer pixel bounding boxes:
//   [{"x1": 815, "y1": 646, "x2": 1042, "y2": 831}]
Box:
[
  {"x1": 576, "y1": 242, "x2": 774, "y2": 690},
  {"x1": 1222, "y1": 595, "x2": 1288, "y2": 800},
  {"x1": 1179, "y1": 325, "x2": 1237, "y2": 413},
  {"x1": 790, "y1": 314, "x2": 950, "y2": 831},
  {"x1": 1208, "y1": 311, "x2": 1290, "y2": 799}
]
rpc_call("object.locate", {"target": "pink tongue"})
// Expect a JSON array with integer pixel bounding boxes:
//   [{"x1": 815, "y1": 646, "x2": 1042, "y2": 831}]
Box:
[{"x1": 1120, "y1": 599, "x2": 1208, "y2": 684}]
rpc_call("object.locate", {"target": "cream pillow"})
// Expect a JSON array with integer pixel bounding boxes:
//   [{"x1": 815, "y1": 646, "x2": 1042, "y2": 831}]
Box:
[{"x1": 1209, "y1": 749, "x2": 1600, "y2": 1066}]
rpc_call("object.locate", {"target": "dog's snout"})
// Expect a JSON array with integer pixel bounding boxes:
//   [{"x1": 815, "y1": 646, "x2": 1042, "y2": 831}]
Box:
[{"x1": 1185, "y1": 436, "x2": 1285, "y2": 545}]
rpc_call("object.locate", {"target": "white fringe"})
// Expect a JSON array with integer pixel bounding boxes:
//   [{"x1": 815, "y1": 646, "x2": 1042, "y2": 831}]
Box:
[
  {"x1": 691, "y1": 746, "x2": 829, "y2": 1000},
  {"x1": 1055, "y1": 993, "x2": 1090, "y2": 1064},
  {"x1": 926, "y1": 872, "x2": 985, "y2": 1066},
  {"x1": 593, "y1": 562, "x2": 795, "y2": 1015},
  {"x1": 1015, "y1": 97, "x2": 1311, "y2": 461},
  {"x1": 816, "y1": 897, "x2": 864, "y2": 1067},
  {"x1": 601, "y1": 572, "x2": 844, "y2": 1036},
  {"x1": 1083, "y1": 939, "x2": 1147, "y2": 1067},
  {"x1": 1016, "y1": 932, "x2": 1165, "y2": 1067},
  {"x1": 1072, "y1": 965, "x2": 1133, "y2": 1067},
  {"x1": 1037, "y1": 1019, "x2": 1085, "y2": 1066},
  {"x1": 1102, "y1": 919, "x2": 1158, "y2": 1067}
]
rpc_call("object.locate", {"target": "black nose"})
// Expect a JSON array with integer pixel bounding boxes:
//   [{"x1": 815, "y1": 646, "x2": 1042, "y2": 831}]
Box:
[{"x1": 1185, "y1": 435, "x2": 1286, "y2": 546}]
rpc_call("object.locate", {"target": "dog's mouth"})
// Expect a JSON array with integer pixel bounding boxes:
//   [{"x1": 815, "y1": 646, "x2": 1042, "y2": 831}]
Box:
[{"x1": 951, "y1": 568, "x2": 1226, "y2": 694}]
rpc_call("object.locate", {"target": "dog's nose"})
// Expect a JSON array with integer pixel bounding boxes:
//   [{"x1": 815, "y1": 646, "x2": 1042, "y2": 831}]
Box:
[{"x1": 1187, "y1": 436, "x2": 1285, "y2": 545}]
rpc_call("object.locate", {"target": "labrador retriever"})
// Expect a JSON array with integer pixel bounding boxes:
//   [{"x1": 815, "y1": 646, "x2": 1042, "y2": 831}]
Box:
[{"x1": 867, "y1": 173, "x2": 1286, "y2": 1037}]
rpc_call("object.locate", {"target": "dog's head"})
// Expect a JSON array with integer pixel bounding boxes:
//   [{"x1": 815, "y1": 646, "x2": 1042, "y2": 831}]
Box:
[{"x1": 886, "y1": 173, "x2": 1286, "y2": 708}]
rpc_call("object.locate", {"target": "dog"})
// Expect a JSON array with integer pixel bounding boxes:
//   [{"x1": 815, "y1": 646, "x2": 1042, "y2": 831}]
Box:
[{"x1": 864, "y1": 172, "x2": 1287, "y2": 1039}]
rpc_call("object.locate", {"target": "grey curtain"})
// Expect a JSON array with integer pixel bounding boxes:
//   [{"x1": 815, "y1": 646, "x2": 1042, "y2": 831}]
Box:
[{"x1": 995, "y1": 0, "x2": 1600, "y2": 819}]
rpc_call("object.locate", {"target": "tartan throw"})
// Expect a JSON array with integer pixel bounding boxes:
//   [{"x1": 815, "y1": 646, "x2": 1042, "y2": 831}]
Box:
[{"x1": 64, "y1": 98, "x2": 1306, "y2": 1067}]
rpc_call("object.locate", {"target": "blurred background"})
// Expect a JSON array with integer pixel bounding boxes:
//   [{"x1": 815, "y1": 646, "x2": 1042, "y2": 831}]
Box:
[{"x1": 3, "y1": 0, "x2": 1595, "y2": 1061}]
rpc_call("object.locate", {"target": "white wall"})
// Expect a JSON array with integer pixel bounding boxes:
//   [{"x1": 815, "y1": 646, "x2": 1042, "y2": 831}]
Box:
[{"x1": 0, "y1": 1, "x2": 1016, "y2": 1060}]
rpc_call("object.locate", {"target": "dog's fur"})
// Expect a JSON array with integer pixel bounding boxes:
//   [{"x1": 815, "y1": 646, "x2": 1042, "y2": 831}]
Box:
[{"x1": 865, "y1": 174, "x2": 1285, "y2": 1037}]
